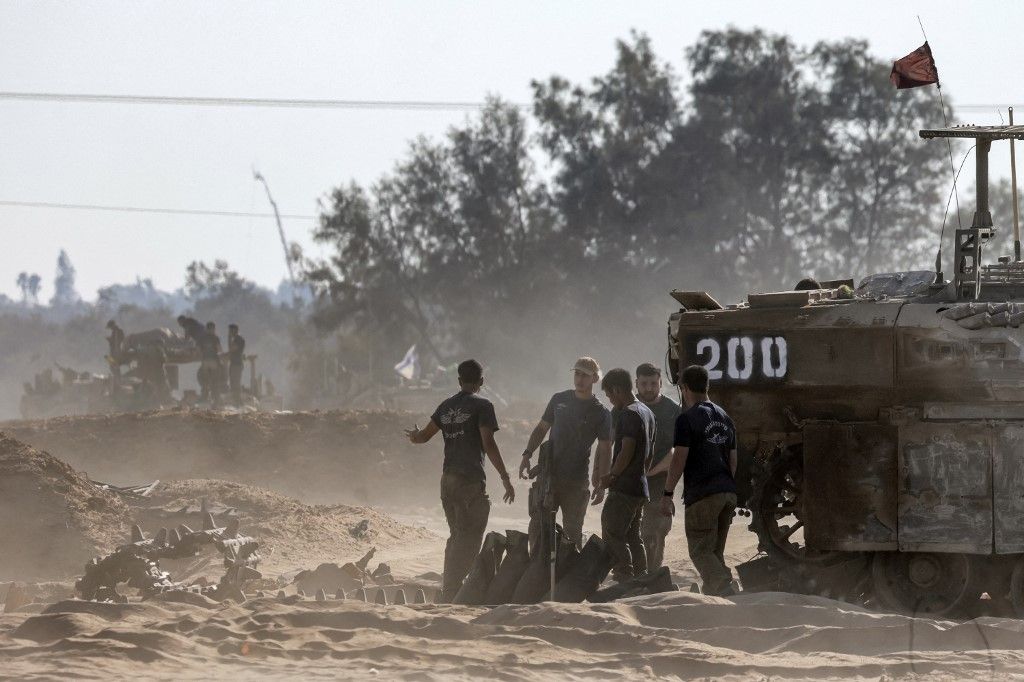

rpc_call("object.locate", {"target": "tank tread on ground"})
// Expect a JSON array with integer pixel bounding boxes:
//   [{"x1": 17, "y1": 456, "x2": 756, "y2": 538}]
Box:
[{"x1": 668, "y1": 124, "x2": 1024, "y2": 617}]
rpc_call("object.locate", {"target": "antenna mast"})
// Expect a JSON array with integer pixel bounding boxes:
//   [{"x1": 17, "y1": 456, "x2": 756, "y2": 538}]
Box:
[{"x1": 253, "y1": 169, "x2": 297, "y2": 287}]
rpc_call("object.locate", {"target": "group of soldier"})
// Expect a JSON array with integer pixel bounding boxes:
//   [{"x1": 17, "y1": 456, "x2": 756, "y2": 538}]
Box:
[
  {"x1": 175, "y1": 316, "x2": 247, "y2": 405},
  {"x1": 103, "y1": 317, "x2": 247, "y2": 406},
  {"x1": 406, "y1": 356, "x2": 737, "y2": 602}
]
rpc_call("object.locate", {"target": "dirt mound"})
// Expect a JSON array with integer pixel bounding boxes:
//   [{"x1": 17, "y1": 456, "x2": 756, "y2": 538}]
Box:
[
  {"x1": 4, "y1": 409, "x2": 534, "y2": 508},
  {"x1": 135, "y1": 479, "x2": 435, "y2": 575},
  {"x1": 0, "y1": 432, "x2": 129, "y2": 581}
]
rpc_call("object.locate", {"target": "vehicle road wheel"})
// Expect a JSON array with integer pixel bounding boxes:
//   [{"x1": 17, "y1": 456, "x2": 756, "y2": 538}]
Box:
[
  {"x1": 748, "y1": 445, "x2": 836, "y2": 565},
  {"x1": 871, "y1": 551, "x2": 979, "y2": 617}
]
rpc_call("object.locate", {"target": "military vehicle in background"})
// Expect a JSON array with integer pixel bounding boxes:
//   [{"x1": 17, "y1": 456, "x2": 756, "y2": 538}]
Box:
[
  {"x1": 668, "y1": 124, "x2": 1024, "y2": 617},
  {"x1": 19, "y1": 326, "x2": 279, "y2": 418}
]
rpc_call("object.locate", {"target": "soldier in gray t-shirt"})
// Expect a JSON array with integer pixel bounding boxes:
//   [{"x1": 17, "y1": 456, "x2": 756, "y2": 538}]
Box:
[
  {"x1": 636, "y1": 363, "x2": 681, "y2": 569},
  {"x1": 519, "y1": 357, "x2": 612, "y2": 550}
]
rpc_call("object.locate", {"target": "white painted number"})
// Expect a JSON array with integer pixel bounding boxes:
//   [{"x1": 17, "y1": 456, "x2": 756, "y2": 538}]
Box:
[
  {"x1": 726, "y1": 337, "x2": 754, "y2": 380},
  {"x1": 696, "y1": 338, "x2": 723, "y2": 380},
  {"x1": 694, "y1": 336, "x2": 788, "y2": 381}
]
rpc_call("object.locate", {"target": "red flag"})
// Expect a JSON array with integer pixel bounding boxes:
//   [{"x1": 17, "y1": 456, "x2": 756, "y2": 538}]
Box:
[{"x1": 890, "y1": 41, "x2": 939, "y2": 89}]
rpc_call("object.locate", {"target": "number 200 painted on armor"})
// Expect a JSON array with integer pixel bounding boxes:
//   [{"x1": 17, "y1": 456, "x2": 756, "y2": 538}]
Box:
[{"x1": 693, "y1": 336, "x2": 788, "y2": 380}]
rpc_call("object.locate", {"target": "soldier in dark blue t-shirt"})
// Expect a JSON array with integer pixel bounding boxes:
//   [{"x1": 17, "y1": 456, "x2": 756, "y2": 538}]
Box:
[
  {"x1": 661, "y1": 365, "x2": 738, "y2": 596},
  {"x1": 595, "y1": 368, "x2": 656, "y2": 581},
  {"x1": 405, "y1": 359, "x2": 515, "y2": 602}
]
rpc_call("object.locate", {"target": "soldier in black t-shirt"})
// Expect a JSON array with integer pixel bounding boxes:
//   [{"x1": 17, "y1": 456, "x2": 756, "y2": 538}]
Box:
[
  {"x1": 519, "y1": 357, "x2": 612, "y2": 550},
  {"x1": 405, "y1": 359, "x2": 515, "y2": 602},
  {"x1": 595, "y1": 368, "x2": 656, "y2": 581},
  {"x1": 661, "y1": 365, "x2": 738, "y2": 596},
  {"x1": 227, "y1": 324, "x2": 246, "y2": 406}
]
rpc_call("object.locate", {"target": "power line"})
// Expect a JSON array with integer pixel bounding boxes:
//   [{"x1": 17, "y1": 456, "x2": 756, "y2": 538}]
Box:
[
  {"x1": 0, "y1": 199, "x2": 315, "y2": 220},
  {"x1": 0, "y1": 90, "x2": 1005, "y2": 115},
  {"x1": 956, "y1": 104, "x2": 1024, "y2": 113},
  {"x1": 0, "y1": 91, "x2": 530, "y2": 111}
]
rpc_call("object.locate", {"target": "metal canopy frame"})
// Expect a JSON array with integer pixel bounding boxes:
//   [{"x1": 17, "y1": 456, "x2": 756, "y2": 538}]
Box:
[{"x1": 919, "y1": 126, "x2": 1024, "y2": 299}]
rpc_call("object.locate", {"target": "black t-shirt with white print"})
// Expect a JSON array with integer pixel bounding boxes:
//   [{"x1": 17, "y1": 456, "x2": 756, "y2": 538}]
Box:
[
  {"x1": 431, "y1": 391, "x2": 499, "y2": 482},
  {"x1": 673, "y1": 401, "x2": 737, "y2": 506}
]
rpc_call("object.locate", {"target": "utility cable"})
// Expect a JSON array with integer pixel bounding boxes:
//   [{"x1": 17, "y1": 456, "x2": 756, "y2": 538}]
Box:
[
  {"x1": 0, "y1": 91, "x2": 530, "y2": 111},
  {"x1": 0, "y1": 199, "x2": 314, "y2": 220}
]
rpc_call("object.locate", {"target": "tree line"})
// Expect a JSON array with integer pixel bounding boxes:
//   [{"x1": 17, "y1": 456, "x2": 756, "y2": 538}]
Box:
[{"x1": 302, "y1": 29, "x2": 949, "y2": 396}]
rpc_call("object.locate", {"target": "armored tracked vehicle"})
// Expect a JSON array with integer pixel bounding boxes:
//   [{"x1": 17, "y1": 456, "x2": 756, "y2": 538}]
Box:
[{"x1": 668, "y1": 125, "x2": 1024, "y2": 617}]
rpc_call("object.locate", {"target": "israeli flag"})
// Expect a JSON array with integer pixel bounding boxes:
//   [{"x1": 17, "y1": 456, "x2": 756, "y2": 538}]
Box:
[{"x1": 394, "y1": 344, "x2": 419, "y2": 380}]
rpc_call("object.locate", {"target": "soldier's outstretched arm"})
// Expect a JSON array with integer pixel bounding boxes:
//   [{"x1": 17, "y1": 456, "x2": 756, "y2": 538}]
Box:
[
  {"x1": 481, "y1": 426, "x2": 515, "y2": 504},
  {"x1": 404, "y1": 421, "x2": 439, "y2": 444}
]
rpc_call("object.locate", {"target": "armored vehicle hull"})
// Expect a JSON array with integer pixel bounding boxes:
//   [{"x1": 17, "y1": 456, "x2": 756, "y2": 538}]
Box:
[{"x1": 669, "y1": 276, "x2": 1024, "y2": 616}]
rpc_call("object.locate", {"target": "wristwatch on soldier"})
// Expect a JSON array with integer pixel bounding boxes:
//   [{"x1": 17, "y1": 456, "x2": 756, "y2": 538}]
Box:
[
  {"x1": 663, "y1": 489, "x2": 674, "y2": 497},
  {"x1": 521, "y1": 449, "x2": 531, "y2": 459}
]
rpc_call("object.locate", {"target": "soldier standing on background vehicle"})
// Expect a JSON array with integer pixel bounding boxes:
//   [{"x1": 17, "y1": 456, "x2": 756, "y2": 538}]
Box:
[
  {"x1": 661, "y1": 365, "x2": 738, "y2": 596},
  {"x1": 596, "y1": 368, "x2": 655, "y2": 581},
  {"x1": 404, "y1": 359, "x2": 515, "y2": 602},
  {"x1": 519, "y1": 357, "x2": 612, "y2": 551},
  {"x1": 106, "y1": 320, "x2": 125, "y2": 379},
  {"x1": 200, "y1": 321, "x2": 223, "y2": 403},
  {"x1": 227, "y1": 323, "x2": 246, "y2": 406},
  {"x1": 635, "y1": 362, "x2": 681, "y2": 570}
]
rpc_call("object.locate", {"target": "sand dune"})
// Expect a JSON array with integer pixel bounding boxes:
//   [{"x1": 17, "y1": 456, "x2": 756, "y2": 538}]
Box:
[{"x1": 3, "y1": 591, "x2": 1024, "y2": 680}]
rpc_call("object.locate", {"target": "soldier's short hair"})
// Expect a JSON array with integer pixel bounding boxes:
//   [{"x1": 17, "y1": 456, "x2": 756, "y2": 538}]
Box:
[
  {"x1": 228, "y1": 323, "x2": 238, "y2": 331},
  {"x1": 794, "y1": 277, "x2": 821, "y2": 291},
  {"x1": 600, "y1": 368, "x2": 633, "y2": 394},
  {"x1": 682, "y1": 365, "x2": 710, "y2": 393},
  {"x1": 635, "y1": 362, "x2": 661, "y2": 378},
  {"x1": 458, "y1": 359, "x2": 483, "y2": 384}
]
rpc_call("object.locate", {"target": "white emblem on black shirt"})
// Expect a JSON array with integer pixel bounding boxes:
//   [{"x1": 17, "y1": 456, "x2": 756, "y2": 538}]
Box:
[
  {"x1": 440, "y1": 408, "x2": 471, "y2": 427},
  {"x1": 705, "y1": 420, "x2": 730, "y2": 445}
]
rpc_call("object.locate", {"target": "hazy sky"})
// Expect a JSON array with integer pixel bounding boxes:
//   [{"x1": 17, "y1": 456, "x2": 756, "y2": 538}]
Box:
[{"x1": 1, "y1": 0, "x2": 1020, "y2": 301}]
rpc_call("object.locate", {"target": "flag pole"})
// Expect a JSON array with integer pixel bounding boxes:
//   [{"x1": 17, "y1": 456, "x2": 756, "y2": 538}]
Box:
[
  {"x1": 1011, "y1": 107, "x2": 1022, "y2": 261},
  {"x1": 917, "y1": 15, "x2": 961, "y2": 281}
]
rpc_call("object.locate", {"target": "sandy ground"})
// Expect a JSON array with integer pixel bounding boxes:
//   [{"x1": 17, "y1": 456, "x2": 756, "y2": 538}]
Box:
[
  {"x1": 4, "y1": 525, "x2": 1024, "y2": 680},
  {"x1": 4, "y1": 412, "x2": 1024, "y2": 679}
]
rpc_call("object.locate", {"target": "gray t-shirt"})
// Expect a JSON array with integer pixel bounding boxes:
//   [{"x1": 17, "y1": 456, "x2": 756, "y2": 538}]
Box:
[
  {"x1": 644, "y1": 395, "x2": 681, "y2": 471},
  {"x1": 542, "y1": 390, "x2": 612, "y2": 482}
]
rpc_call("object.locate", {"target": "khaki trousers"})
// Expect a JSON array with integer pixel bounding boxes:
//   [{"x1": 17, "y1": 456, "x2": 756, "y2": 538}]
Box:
[
  {"x1": 684, "y1": 491, "x2": 736, "y2": 595},
  {"x1": 440, "y1": 471, "x2": 490, "y2": 602}
]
